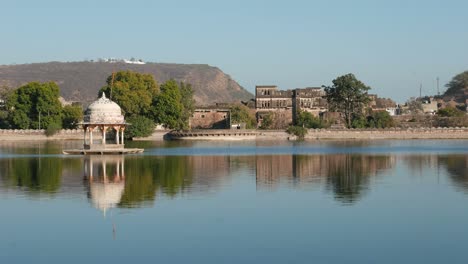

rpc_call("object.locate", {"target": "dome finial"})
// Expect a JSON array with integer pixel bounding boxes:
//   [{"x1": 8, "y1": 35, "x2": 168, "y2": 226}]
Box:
[{"x1": 101, "y1": 92, "x2": 107, "y2": 99}]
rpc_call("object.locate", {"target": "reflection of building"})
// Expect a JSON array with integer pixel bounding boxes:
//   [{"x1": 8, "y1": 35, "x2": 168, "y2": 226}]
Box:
[
  {"x1": 84, "y1": 156, "x2": 125, "y2": 215},
  {"x1": 63, "y1": 93, "x2": 143, "y2": 154}
]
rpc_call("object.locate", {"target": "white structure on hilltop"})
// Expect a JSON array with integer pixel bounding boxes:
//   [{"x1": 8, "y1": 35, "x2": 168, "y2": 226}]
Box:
[{"x1": 97, "y1": 57, "x2": 146, "y2": 64}]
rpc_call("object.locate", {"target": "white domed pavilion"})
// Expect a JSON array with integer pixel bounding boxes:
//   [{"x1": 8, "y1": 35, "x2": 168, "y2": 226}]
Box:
[{"x1": 63, "y1": 93, "x2": 143, "y2": 154}]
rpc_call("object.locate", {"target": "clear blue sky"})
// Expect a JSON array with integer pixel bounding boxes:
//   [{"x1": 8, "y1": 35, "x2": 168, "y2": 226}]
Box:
[{"x1": 2, "y1": 0, "x2": 468, "y2": 102}]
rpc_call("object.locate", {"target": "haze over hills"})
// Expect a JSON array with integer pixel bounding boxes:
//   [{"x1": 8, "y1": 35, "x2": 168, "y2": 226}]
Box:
[{"x1": 0, "y1": 61, "x2": 253, "y2": 105}]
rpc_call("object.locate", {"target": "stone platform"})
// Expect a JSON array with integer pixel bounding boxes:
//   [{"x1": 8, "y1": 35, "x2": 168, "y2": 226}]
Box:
[{"x1": 62, "y1": 148, "x2": 144, "y2": 155}]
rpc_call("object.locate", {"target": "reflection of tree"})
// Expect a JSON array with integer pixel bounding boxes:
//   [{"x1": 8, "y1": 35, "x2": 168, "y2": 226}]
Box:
[
  {"x1": 401, "y1": 155, "x2": 438, "y2": 176},
  {"x1": 0, "y1": 157, "x2": 62, "y2": 193},
  {"x1": 255, "y1": 154, "x2": 394, "y2": 204},
  {"x1": 326, "y1": 155, "x2": 393, "y2": 204},
  {"x1": 438, "y1": 155, "x2": 468, "y2": 193},
  {"x1": 118, "y1": 156, "x2": 194, "y2": 208}
]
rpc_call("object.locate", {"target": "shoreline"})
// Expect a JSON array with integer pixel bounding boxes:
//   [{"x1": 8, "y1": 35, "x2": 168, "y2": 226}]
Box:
[{"x1": 3, "y1": 128, "x2": 468, "y2": 141}]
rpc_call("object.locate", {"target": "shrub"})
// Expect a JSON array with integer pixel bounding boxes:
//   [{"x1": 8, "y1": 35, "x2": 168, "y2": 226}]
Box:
[
  {"x1": 126, "y1": 115, "x2": 155, "y2": 139},
  {"x1": 45, "y1": 122, "x2": 62, "y2": 137},
  {"x1": 286, "y1": 126, "x2": 308, "y2": 140}
]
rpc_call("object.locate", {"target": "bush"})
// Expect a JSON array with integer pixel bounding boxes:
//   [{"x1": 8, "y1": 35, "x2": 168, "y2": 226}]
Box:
[
  {"x1": 45, "y1": 122, "x2": 62, "y2": 137},
  {"x1": 126, "y1": 115, "x2": 155, "y2": 139},
  {"x1": 296, "y1": 111, "x2": 325, "y2": 129},
  {"x1": 437, "y1": 106, "x2": 465, "y2": 117},
  {"x1": 286, "y1": 126, "x2": 308, "y2": 140}
]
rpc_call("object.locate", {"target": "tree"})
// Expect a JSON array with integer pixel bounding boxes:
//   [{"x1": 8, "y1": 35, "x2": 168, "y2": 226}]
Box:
[
  {"x1": 100, "y1": 71, "x2": 159, "y2": 117},
  {"x1": 324, "y1": 74, "x2": 371, "y2": 128},
  {"x1": 445, "y1": 71, "x2": 468, "y2": 96},
  {"x1": 259, "y1": 112, "x2": 273, "y2": 129},
  {"x1": 62, "y1": 104, "x2": 83, "y2": 129},
  {"x1": 296, "y1": 111, "x2": 325, "y2": 129},
  {"x1": 368, "y1": 111, "x2": 394, "y2": 128},
  {"x1": 179, "y1": 82, "x2": 195, "y2": 130},
  {"x1": 230, "y1": 104, "x2": 256, "y2": 129},
  {"x1": 7, "y1": 82, "x2": 63, "y2": 129},
  {"x1": 151, "y1": 80, "x2": 183, "y2": 129},
  {"x1": 437, "y1": 106, "x2": 465, "y2": 117},
  {"x1": 125, "y1": 115, "x2": 156, "y2": 139}
]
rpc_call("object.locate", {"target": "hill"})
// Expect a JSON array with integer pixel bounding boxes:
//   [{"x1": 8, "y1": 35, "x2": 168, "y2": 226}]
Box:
[{"x1": 0, "y1": 61, "x2": 253, "y2": 105}]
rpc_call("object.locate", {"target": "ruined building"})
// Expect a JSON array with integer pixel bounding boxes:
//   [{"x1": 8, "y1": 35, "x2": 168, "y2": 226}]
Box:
[{"x1": 255, "y1": 85, "x2": 328, "y2": 128}]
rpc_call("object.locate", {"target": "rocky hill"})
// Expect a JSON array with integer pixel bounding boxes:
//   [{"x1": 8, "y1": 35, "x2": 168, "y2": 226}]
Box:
[{"x1": 0, "y1": 61, "x2": 253, "y2": 105}]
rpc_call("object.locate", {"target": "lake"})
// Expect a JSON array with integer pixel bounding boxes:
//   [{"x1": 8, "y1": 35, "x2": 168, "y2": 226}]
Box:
[{"x1": 1, "y1": 140, "x2": 468, "y2": 263}]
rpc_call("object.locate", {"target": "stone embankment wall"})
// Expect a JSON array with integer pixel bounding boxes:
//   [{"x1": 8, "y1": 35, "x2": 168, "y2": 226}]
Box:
[
  {"x1": 171, "y1": 128, "x2": 468, "y2": 141},
  {"x1": 0, "y1": 129, "x2": 85, "y2": 141},
  {"x1": 304, "y1": 127, "x2": 468, "y2": 140},
  {"x1": 3, "y1": 128, "x2": 468, "y2": 141}
]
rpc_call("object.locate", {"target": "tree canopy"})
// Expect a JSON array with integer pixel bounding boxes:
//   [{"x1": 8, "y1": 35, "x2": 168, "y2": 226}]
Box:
[
  {"x1": 151, "y1": 80, "x2": 183, "y2": 129},
  {"x1": 100, "y1": 71, "x2": 159, "y2": 117},
  {"x1": 445, "y1": 71, "x2": 468, "y2": 96},
  {"x1": 99, "y1": 71, "x2": 195, "y2": 131},
  {"x1": 230, "y1": 104, "x2": 256, "y2": 129},
  {"x1": 324, "y1": 74, "x2": 371, "y2": 128},
  {"x1": 6, "y1": 82, "x2": 63, "y2": 129}
]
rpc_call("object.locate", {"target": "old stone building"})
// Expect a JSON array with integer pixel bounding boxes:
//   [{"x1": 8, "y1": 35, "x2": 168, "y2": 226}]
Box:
[
  {"x1": 255, "y1": 85, "x2": 328, "y2": 127},
  {"x1": 190, "y1": 108, "x2": 231, "y2": 129}
]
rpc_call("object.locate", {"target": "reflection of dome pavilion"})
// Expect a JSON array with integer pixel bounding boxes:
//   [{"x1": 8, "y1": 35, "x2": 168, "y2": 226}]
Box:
[
  {"x1": 84, "y1": 155, "x2": 125, "y2": 215},
  {"x1": 63, "y1": 93, "x2": 143, "y2": 154}
]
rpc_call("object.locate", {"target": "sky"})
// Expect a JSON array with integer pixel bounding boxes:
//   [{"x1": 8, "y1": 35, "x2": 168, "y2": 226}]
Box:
[{"x1": 1, "y1": 0, "x2": 468, "y2": 102}]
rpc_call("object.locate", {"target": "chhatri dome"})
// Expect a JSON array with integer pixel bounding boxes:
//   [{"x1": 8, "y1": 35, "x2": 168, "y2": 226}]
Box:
[
  {"x1": 62, "y1": 92, "x2": 143, "y2": 154},
  {"x1": 84, "y1": 93, "x2": 124, "y2": 124}
]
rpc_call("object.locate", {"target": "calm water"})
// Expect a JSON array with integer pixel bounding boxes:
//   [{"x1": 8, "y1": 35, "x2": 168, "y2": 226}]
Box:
[{"x1": 1, "y1": 140, "x2": 468, "y2": 263}]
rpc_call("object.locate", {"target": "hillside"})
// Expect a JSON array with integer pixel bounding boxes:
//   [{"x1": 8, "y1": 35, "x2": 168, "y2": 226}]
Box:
[{"x1": 0, "y1": 61, "x2": 253, "y2": 105}]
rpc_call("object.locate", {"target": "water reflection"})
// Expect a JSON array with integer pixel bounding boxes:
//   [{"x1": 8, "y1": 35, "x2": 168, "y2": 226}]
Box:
[
  {"x1": 437, "y1": 155, "x2": 468, "y2": 193},
  {"x1": 256, "y1": 154, "x2": 395, "y2": 203},
  {"x1": 83, "y1": 156, "x2": 126, "y2": 214},
  {"x1": 5, "y1": 151, "x2": 468, "y2": 206},
  {"x1": 0, "y1": 157, "x2": 64, "y2": 194}
]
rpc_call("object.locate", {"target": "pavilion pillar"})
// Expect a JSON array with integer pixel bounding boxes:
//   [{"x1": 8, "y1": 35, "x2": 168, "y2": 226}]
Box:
[
  {"x1": 116, "y1": 128, "x2": 120, "y2": 145},
  {"x1": 102, "y1": 126, "x2": 107, "y2": 145},
  {"x1": 89, "y1": 127, "x2": 93, "y2": 145},
  {"x1": 121, "y1": 127, "x2": 125, "y2": 145},
  {"x1": 83, "y1": 126, "x2": 87, "y2": 145}
]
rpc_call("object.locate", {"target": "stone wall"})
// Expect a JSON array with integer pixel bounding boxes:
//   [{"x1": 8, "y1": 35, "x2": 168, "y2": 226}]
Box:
[{"x1": 190, "y1": 109, "x2": 230, "y2": 129}]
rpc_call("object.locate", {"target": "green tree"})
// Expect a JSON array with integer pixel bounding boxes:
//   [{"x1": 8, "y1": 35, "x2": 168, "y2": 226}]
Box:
[
  {"x1": 100, "y1": 71, "x2": 159, "y2": 117},
  {"x1": 296, "y1": 111, "x2": 325, "y2": 128},
  {"x1": 259, "y1": 112, "x2": 273, "y2": 129},
  {"x1": 437, "y1": 106, "x2": 465, "y2": 117},
  {"x1": 445, "y1": 71, "x2": 468, "y2": 96},
  {"x1": 286, "y1": 125, "x2": 308, "y2": 140},
  {"x1": 368, "y1": 111, "x2": 395, "y2": 128},
  {"x1": 62, "y1": 104, "x2": 83, "y2": 129},
  {"x1": 126, "y1": 115, "x2": 156, "y2": 139},
  {"x1": 324, "y1": 74, "x2": 371, "y2": 128},
  {"x1": 7, "y1": 82, "x2": 63, "y2": 129},
  {"x1": 151, "y1": 80, "x2": 183, "y2": 129},
  {"x1": 230, "y1": 104, "x2": 256, "y2": 129},
  {"x1": 179, "y1": 82, "x2": 195, "y2": 130}
]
